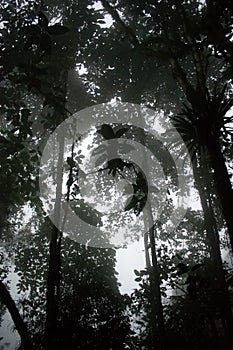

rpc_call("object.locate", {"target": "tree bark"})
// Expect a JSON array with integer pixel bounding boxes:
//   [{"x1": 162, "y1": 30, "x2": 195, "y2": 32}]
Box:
[
  {"x1": 169, "y1": 47, "x2": 233, "y2": 254},
  {"x1": 44, "y1": 133, "x2": 64, "y2": 349},
  {"x1": 44, "y1": 67, "x2": 91, "y2": 348},
  {"x1": 44, "y1": 74, "x2": 66, "y2": 349},
  {"x1": 206, "y1": 135, "x2": 233, "y2": 253},
  {"x1": 44, "y1": 225, "x2": 61, "y2": 349},
  {"x1": 192, "y1": 157, "x2": 233, "y2": 346},
  {"x1": 123, "y1": 53, "x2": 166, "y2": 350},
  {"x1": 148, "y1": 224, "x2": 166, "y2": 350},
  {"x1": 0, "y1": 281, "x2": 34, "y2": 350}
]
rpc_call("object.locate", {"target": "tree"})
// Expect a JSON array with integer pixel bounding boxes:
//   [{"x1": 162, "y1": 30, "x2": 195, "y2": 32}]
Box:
[
  {"x1": 1, "y1": 2, "x2": 132, "y2": 349},
  {"x1": 77, "y1": 1, "x2": 233, "y2": 347},
  {"x1": 11, "y1": 215, "x2": 132, "y2": 349}
]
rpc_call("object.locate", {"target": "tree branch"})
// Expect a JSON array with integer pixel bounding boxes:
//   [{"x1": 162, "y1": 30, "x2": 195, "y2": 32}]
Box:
[
  {"x1": 101, "y1": 0, "x2": 198, "y2": 106},
  {"x1": 167, "y1": 54, "x2": 196, "y2": 104},
  {"x1": 179, "y1": 8, "x2": 206, "y2": 94},
  {"x1": 100, "y1": 0, "x2": 139, "y2": 47},
  {"x1": 0, "y1": 281, "x2": 34, "y2": 350}
]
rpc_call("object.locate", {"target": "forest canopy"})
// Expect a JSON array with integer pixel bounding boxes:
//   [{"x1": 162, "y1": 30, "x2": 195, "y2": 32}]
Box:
[{"x1": 0, "y1": 0, "x2": 233, "y2": 349}]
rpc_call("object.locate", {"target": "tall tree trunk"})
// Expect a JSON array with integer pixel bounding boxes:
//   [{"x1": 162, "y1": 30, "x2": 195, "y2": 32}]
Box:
[
  {"x1": 206, "y1": 134, "x2": 233, "y2": 253},
  {"x1": 148, "y1": 223, "x2": 166, "y2": 350},
  {"x1": 44, "y1": 67, "x2": 91, "y2": 348},
  {"x1": 123, "y1": 53, "x2": 166, "y2": 349},
  {"x1": 193, "y1": 156, "x2": 233, "y2": 346},
  {"x1": 141, "y1": 135, "x2": 166, "y2": 350},
  {"x1": 167, "y1": 39, "x2": 233, "y2": 254},
  {"x1": 44, "y1": 136, "x2": 65, "y2": 349},
  {"x1": 144, "y1": 230, "x2": 151, "y2": 269},
  {"x1": 0, "y1": 281, "x2": 34, "y2": 350},
  {"x1": 44, "y1": 73, "x2": 66, "y2": 349},
  {"x1": 44, "y1": 226, "x2": 62, "y2": 349}
]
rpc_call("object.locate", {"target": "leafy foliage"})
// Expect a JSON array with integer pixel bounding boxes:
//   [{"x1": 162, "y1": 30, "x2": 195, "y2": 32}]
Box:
[{"x1": 0, "y1": 1, "x2": 233, "y2": 349}]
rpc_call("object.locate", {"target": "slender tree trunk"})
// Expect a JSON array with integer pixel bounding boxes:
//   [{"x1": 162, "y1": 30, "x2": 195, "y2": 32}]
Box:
[
  {"x1": 123, "y1": 55, "x2": 166, "y2": 349},
  {"x1": 44, "y1": 67, "x2": 91, "y2": 348},
  {"x1": 44, "y1": 226, "x2": 62, "y2": 349},
  {"x1": 142, "y1": 147, "x2": 166, "y2": 350},
  {"x1": 44, "y1": 130, "x2": 65, "y2": 348},
  {"x1": 206, "y1": 134, "x2": 233, "y2": 253},
  {"x1": 144, "y1": 230, "x2": 151, "y2": 269},
  {"x1": 0, "y1": 281, "x2": 34, "y2": 350},
  {"x1": 44, "y1": 75, "x2": 66, "y2": 349},
  {"x1": 148, "y1": 224, "x2": 166, "y2": 350},
  {"x1": 143, "y1": 203, "x2": 165, "y2": 350},
  {"x1": 0, "y1": 201, "x2": 9, "y2": 238}
]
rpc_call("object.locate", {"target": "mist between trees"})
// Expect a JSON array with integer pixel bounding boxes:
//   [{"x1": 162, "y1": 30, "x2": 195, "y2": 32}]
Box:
[{"x1": 0, "y1": 0, "x2": 233, "y2": 349}]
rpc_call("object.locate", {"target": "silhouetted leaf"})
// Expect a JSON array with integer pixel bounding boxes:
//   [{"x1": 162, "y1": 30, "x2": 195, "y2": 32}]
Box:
[
  {"x1": 115, "y1": 127, "x2": 129, "y2": 138},
  {"x1": 191, "y1": 263, "x2": 204, "y2": 271},
  {"x1": 97, "y1": 124, "x2": 115, "y2": 139},
  {"x1": 136, "y1": 172, "x2": 148, "y2": 192},
  {"x1": 66, "y1": 176, "x2": 73, "y2": 187},
  {"x1": 24, "y1": 25, "x2": 41, "y2": 35},
  {"x1": 67, "y1": 157, "x2": 76, "y2": 168},
  {"x1": 134, "y1": 269, "x2": 140, "y2": 276},
  {"x1": 135, "y1": 277, "x2": 142, "y2": 282},
  {"x1": 186, "y1": 275, "x2": 197, "y2": 300},
  {"x1": 177, "y1": 263, "x2": 189, "y2": 275},
  {"x1": 73, "y1": 184, "x2": 80, "y2": 194},
  {"x1": 24, "y1": 34, "x2": 40, "y2": 50},
  {"x1": 106, "y1": 158, "x2": 128, "y2": 175},
  {"x1": 40, "y1": 34, "x2": 51, "y2": 54},
  {"x1": 48, "y1": 24, "x2": 70, "y2": 35},
  {"x1": 124, "y1": 195, "x2": 137, "y2": 212},
  {"x1": 38, "y1": 11, "x2": 49, "y2": 28}
]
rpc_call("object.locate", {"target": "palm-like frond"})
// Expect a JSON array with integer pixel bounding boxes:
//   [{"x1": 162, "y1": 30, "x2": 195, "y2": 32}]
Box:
[
  {"x1": 171, "y1": 108, "x2": 205, "y2": 161},
  {"x1": 170, "y1": 84, "x2": 233, "y2": 161}
]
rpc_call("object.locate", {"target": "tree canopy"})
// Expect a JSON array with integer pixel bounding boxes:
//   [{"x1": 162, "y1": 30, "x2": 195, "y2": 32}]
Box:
[{"x1": 0, "y1": 1, "x2": 233, "y2": 349}]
